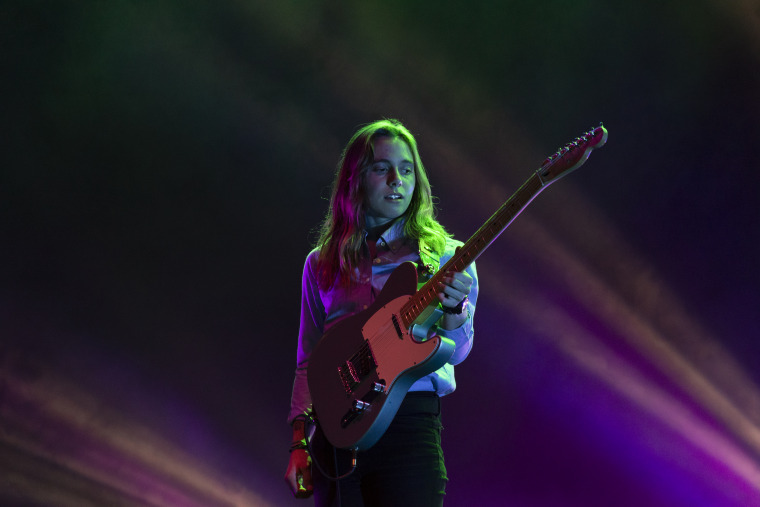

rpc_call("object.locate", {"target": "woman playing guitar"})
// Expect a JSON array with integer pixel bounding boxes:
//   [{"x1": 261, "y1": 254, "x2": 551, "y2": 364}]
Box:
[{"x1": 284, "y1": 119, "x2": 477, "y2": 507}]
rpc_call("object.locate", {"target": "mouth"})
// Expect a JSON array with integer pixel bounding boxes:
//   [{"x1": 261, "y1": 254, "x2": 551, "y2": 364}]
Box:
[{"x1": 385, "y1": 193, "x2": 404, "y2": 201}]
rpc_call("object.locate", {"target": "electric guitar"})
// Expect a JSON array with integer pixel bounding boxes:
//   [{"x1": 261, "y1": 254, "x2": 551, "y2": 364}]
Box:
[{"x1": 307, "y1": 125, "x2": 608, "y2": 450}]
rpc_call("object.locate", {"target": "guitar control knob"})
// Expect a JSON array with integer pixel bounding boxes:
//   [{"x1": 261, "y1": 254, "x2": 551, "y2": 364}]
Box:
[
  {"x1": 372, "y1": 382, "x2": 386, "y2": 393},
  {"x1": 353, "y1": 400, "x2": 370, "y2": 412}
]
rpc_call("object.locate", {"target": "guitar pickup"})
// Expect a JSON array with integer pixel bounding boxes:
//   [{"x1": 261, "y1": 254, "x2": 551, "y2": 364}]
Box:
[
  {"x1": 338, "y1": 364, "x2": 356, "y2": 395},
  {"x1": 337, "y1": 341, "x2": 379, "y2": 395}
]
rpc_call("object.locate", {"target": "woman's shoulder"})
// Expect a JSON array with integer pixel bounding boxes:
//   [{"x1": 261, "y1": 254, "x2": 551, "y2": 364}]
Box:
[{"x1": 304, "y1": 247, "x2": 321, "y2": 268}]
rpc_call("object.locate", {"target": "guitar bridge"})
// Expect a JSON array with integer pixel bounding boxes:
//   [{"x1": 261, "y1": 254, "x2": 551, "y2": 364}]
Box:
[{"x1": 337, "y1": 340, "x2": 378, "y2": 395}]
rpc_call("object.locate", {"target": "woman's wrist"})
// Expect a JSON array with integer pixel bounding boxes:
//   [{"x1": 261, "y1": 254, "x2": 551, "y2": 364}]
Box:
[
  {"x1": 289, "y1": 439, "x2": 308, "y2": 452},
  {"x1": 439, "y1": 307, "x2": 468, "y2": 330}
]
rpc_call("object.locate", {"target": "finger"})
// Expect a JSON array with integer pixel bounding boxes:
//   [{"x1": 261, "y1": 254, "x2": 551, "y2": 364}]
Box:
[
  {"x1": 449, "y1": 271, "x2": 473, "y2": 291},
  {"x1": 437, "y1": 287, "x2": 465, "y2": 307},
  {"x1": 437, "y1": 282, "x2": 454, "y2": 299},
  {"x1": 286, "y1": 471, "x2": 313, "y2": 499},
  {"x1": 294, "y1": 469, "x2": 313, "y2": 498},
  {"x1": 300, "y1": 467, "x2": 313, "y2": 493},
  {"x1": 440, "y1": 275, "x2": 467, "y2": 294},
  {"x1": 295, "y1": 486, "x2": 313, "y2": 499},
  {"x1": 284, "y1": 469, "x2": 299, "y2": 496},
  {"x1": 443, "y1": 272, "x2": 470, "y2": 291}
]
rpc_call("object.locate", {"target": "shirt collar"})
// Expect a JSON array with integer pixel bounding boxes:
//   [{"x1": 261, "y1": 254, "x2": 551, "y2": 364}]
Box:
[{"x1": 365, "y1": 218, "x2": 408, "y2": 253}]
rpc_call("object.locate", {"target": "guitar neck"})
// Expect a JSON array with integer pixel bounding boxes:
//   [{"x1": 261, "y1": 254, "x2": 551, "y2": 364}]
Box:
[
  {"x1": 400, "y1": 173, "x2": 546, "y2": 327},
  {"x1": 399, "y1": 124, "x2": 608, "y2": 327}
]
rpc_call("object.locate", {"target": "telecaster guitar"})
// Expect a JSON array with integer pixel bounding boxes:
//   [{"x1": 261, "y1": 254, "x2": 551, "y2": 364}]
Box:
[{"x1": 307, "y1": 125, "x2": 608, "y2": 450}]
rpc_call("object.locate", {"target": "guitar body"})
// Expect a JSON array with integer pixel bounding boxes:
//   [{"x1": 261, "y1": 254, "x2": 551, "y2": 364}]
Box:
[{"x1": 307, "y1": 261, "x2": 455, "y2": 450}]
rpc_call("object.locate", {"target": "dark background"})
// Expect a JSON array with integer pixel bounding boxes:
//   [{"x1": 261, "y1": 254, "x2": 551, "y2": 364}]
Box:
[{"x1": 2, "y1": 1, "x2": 759, "y2": 506}]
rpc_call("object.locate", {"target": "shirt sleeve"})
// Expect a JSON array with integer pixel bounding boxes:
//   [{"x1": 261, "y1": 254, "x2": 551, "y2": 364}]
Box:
[
  {"x1": 288, "y1": 250, "x2": 324, "y2": 423},
  {"x1": 437, "y1": 260, "x2": 478, "y2": 366}
]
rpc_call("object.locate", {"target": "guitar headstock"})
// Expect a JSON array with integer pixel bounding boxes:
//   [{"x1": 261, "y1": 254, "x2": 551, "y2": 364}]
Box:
[{"x1": 537, "y1": 124, "x2": 608, "y2": 185}]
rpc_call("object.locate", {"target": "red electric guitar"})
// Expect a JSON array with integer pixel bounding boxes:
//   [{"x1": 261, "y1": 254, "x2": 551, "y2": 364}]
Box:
[{"x1": 307, "y1": 125, "x2": 608, "y2": 450}]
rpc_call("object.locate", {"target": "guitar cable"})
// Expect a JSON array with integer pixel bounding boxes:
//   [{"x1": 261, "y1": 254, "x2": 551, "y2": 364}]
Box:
[
  {"x1": 296, "y1": 411, "x2": 359, "y2": 481},
  {"x1": 306, "y1": 426, "x2": 358, "y2": 481},
  {"x1": 295, "y1": 413, "x2": 357, "y2": 507}
]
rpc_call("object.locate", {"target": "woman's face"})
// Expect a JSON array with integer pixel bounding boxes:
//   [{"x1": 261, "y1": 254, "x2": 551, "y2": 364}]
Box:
[{"x1": 363, "y1": 136, "x2": 416, "y2": 229}]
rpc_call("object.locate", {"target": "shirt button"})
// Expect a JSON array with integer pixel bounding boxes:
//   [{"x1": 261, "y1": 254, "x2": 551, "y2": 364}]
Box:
[
  {"x1": 373, "y1": 258, "x2": 381, "y2": 264},
  {"x1": 363, "y1": 305, "x2": 368, "y2": 310}
]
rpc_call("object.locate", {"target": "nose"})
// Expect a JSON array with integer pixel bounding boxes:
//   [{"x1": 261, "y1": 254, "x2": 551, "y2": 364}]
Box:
[{"x1": 388, "y1": 168, "x2": 402, "y2": 188}]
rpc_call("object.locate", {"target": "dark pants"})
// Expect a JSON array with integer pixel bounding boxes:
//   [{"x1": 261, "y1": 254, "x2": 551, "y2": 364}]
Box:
[{"x1": 311, "y1": 392, "x2": 448, "y2": 507}]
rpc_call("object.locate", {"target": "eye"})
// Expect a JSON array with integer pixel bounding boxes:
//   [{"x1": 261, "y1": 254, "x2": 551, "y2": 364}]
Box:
[
  {"x1": 400, "y1": 166, "x2": 414, "y2": 176},
  {"x1": 372, "y1": 164, "x2": 389, "y2": 174}
]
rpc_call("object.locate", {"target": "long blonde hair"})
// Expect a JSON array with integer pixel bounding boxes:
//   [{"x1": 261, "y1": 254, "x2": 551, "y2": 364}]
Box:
[{"x1": 316, "y1": 119, "x2": 450, "y2": 288}]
